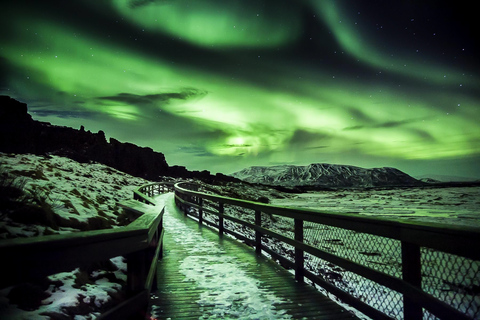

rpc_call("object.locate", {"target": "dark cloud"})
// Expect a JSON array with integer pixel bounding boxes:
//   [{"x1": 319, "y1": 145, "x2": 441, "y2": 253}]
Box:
[
  {"x1": 174, "y1": 109, "x2": 205, "y2": 115},
  {"x1": 409, "y1": 128, "x2": 436, "y2": 142},
  {"x1": 224, "y1": 144, "x2": 253, "y2": 148},
  {"x1": 347, "y1": 107, "x2": 374, "y2": 124},
  {"x1": 28, "y1": 109, "x2": 99, "y2": 119},
  {"x1": 177, "y1": 145, "x2": 215, "y2": 158},
  {"x1": 343, "y1": 125, "x2": 365, "y2": 131},
  {"x1": 97, "y1": 88, "x2": 208, "y2": 106},
  {"x1": 343, "y1": 118, "x2": 428, "y2": 131},
  {"x1": 289, "y1": 129, "x2": 329, "y2": 144},
  {"x1": 128, "y1": 0, "x2": 164, "y2": 9},
  {"x1": 174, "y1": 128, "x2": 225, "y2": 139},
  {"x1": 287, "y1": 129, "x2": 331, "y2": 150},
  {"x1": 375, "y1": 119, "x2": 425, "y2": 129},
  {"x1": 304, "y1": 145, "x2": 329, "y2": 150}
]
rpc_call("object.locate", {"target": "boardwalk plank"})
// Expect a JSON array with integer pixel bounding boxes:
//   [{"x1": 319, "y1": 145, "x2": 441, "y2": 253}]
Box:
[{"x1": 148, "y1": 194, "x2": 359, "y2": 320}]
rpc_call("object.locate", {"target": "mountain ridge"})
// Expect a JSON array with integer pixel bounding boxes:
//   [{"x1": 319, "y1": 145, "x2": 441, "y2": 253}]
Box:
[
  {"x1": 0, "y1": 95, "x2": 237, "y2": 183},
  {"x1": 231, "y1": 163, "x2": 423, "y2": 188}
]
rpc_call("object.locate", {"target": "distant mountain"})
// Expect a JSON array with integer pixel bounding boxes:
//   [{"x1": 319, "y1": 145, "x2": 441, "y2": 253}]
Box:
[
  {"x1": 416, "y1": 174, "x2": 479, "y2": 183},
  {"x1": 231, "y1": 163, "x2": 423, "y2": 188}
]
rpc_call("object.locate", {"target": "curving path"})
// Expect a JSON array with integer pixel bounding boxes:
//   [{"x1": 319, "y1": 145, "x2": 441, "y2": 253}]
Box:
[{"x1": 148, "y1": 193, "x2": 358, "y2": 319}]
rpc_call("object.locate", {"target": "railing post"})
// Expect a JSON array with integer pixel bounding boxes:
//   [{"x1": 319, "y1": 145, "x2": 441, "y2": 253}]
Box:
[
  {"x1": 402, "y1": 241, "x2": 422, "y2": 320},
  {"x1": 126, "y1": 250, "x2": 147, "y2": 296},
  {"x1": 198, "y1": 197, "x2": 203, "y2": 224},
  {"x1": 158, "y1": 220, "x2": 163, "y2": 260},
  {"x1": 183, "y1": 195, "x2": 189, "y2": 215},
  {"x1": 255, "y1": 210, "x2": 262, "y2": 254},
  {"x1": 219, "y1": 202, "x2": 224, "y2": 236},
  {"x1": 150, "y1": 229, "x2": 159, "y2": 292},
  {"x1": 294, "y1": 218, "x2": 304, "y2": 283}
]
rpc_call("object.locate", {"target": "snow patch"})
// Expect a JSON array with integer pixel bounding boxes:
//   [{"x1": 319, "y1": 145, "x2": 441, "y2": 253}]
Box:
[
  {"x1": 156, "y1": 198, "x2": 292, "y2": 319},
  {"x1": 0, "y1": 153, "x2": 150, "y2": 238}
]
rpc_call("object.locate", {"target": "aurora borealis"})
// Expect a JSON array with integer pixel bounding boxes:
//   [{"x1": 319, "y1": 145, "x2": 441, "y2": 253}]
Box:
[{"x1": 1, "y1": 1, "x2": 479, "y2": 178}]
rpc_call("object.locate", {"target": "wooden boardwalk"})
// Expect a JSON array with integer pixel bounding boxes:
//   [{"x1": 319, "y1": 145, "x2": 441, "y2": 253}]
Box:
[{"x1": 148, "y1": 194, "x2": 358, "y2": 320}]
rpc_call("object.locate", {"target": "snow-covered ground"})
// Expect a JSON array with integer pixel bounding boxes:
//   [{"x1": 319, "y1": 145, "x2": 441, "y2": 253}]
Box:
[
  {"x1": 0, "y1": 153, "x2": 150, "y2": 319},
  {"x1": 0, "y1": 153, "x2": 151, "y2": 238},
  {"x1": 1, "y1": 153, "x2": 478, "y2": 319},
  {"x1": 0, "y1": 257, "x2": 128, "y2": 320},
  {"x1": 198, "y1": 184, "x2": 480, "y2": 319},
  {"x1": 269, "y1": 186, "x2": 480, "y2": 228}
]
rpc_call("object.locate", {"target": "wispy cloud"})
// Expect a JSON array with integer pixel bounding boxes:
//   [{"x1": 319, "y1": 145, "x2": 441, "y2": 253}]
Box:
[
  {"x1": 97, "y1": 88, "x2": 208, "y2": 106},
  {"x1": 343, "y1": 118, "x2": 428, "y2": 131}
]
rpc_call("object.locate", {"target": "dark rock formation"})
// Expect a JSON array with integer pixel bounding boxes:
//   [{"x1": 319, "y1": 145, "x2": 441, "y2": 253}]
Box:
[{"x1": 0, "y1": 96, "x2": 238, "y2": 183}]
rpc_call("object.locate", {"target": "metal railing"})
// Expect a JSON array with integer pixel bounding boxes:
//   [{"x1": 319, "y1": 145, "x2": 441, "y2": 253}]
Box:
[
  {"x1": 174, "y1": 182, "x2": 480, "y2": 320},
  {"x1": 0, "y1": 183, "x2": 170, "y2": 319}
]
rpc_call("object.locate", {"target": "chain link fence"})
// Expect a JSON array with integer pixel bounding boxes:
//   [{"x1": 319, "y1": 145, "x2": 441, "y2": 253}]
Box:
[
  {"x1": 175, "y1": 184, "x2": 480, "y2": 319},
  {"x1": 421, "y1": 249, "x2": 480, "y2": 319}
]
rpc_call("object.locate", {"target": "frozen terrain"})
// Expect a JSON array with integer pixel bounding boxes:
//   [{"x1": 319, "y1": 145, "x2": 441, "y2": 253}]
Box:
[
  {"x1": 269, "y1": 187, "x2": 480, "y2": 228},
  {"x1": 1, "y1": 153, "x2": 478, "y2": 319},
  {"x1": 197, "y1": 183, "x2": 480, "y2": 318},
  {"x1": 0, "y1": 153, "x2": 150, "y2": 319},
  {"x1": 0, "y1": 153, "x2": 150, "y2": 238},
  {"x1": 0, "y1": 257, "x2": 128, "y2": 320}
]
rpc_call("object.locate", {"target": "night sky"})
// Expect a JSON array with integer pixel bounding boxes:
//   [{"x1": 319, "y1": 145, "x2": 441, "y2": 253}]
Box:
[{"x1": 1, "y1": 1, "x2": 479, "y2": 179}]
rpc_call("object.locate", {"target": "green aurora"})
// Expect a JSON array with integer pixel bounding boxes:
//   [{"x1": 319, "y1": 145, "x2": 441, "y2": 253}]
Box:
[{"x1": 1, "y1": 1, "x2": 479, "y2": 178}]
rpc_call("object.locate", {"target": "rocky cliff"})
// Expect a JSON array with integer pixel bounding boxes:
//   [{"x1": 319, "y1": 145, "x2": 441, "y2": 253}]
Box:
[{"x1": 0, "y1": 96, "x2": 235, "y2": 183}]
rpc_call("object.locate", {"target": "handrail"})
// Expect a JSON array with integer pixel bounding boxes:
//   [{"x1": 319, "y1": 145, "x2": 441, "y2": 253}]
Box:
[
  {"x1": 0, "y1": 182, "x2": 170, "y2": 319},
  {"x1": 174, "y1": 181, "x2": 480, "y2": 320},
  {"x1": 133, "y1": 182, "x2": 174, "y2": 205}
]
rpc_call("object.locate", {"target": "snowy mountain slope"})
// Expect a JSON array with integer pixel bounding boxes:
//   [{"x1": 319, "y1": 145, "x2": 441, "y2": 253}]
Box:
[
  {"x1": 231, "y1": 163, "x2": 422, "y2": 188},
  {"x1": 0, "y1": 153, "x2": 151, "y2": 239},
  {"x1": 0, "y1": 153, "x2": 156, "y2": 319},
  {"x1": 416, "y1": 174, "x2": 479, "y2": 182}
]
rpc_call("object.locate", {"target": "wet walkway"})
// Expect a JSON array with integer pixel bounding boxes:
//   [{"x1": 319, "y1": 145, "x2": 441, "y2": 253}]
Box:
[{"x1": 148, "y1": 193, "x2": 358, "y2": 319}]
